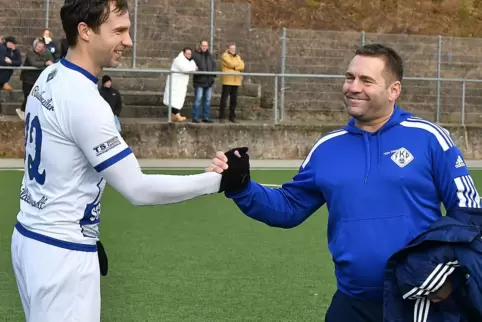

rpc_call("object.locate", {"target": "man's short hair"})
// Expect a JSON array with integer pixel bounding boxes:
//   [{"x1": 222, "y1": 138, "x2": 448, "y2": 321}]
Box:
[
  {"x1": 102, "y1": 75, "x2": 112, "y2": 84},
  {"x1": 354, "y1": 44, "x2": 404, "y2": 82},
  {"x1": 34, "y1": 37, "x2": 46, "y2": 48},
  {"x1": 182, "y1": 47, "x2": 192, "y2": 53},
  {"x1": 4, "y1": 36, "x2": 16, "y2": 45},
  {"x1": 60, "y1": 0, "x2": 129, "y2": 47}
]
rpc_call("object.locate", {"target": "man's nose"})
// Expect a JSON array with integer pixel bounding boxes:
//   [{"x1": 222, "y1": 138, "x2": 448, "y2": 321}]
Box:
[
  {"x1": 347, "y1": 79, "x2": 362, "y2": 92},
  {"x1": 123, "y1": 34, "x2": 133, "y2": 47}
]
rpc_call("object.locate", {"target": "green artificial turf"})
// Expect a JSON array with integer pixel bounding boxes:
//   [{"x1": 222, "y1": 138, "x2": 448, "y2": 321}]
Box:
[{"x1": 1, "y1": 169, "x2": 481, "y2": 321}]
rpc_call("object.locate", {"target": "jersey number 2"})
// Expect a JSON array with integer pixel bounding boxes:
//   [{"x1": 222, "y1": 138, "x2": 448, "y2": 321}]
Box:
[{"x1": 25, "y1": 113, "x2": 46, "y2": 185}]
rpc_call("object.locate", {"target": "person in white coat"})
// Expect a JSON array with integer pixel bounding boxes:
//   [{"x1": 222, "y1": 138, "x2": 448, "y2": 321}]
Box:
[{"x1": 163, "y1": 48, "x2": 198, "y2": 122}]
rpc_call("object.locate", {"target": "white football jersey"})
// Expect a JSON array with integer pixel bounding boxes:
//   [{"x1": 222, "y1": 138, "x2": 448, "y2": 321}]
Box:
[{"x1": 16, "y1": 59, "x2": 131, "y2": 251}]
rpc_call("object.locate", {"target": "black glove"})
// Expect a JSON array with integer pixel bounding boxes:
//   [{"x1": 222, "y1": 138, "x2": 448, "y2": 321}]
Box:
[
  {"x1": 219, "y1": 147, "x2": 250, "y2": 193},
  {"x1": 96, "y1": 240, "x2": 108, "y2": 276}
]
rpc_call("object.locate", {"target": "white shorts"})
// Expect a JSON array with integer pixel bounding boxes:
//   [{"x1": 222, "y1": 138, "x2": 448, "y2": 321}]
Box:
[{"x1": 11, "y1": 227, "x2": 101, "y2": 322}]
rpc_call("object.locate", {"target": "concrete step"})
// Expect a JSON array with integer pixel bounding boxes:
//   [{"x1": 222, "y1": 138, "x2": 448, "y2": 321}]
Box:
[
  {"x1": 0, "y1": 102, "x2": 273, "y2": 122},
  {"x1": 121, "y1": 91, "x2": 261, "y2": 109},
  {"x1": 0, "y1": 86, "x2": 262, "y2": 109},
  {"x1": 0, "y1": 90, "x2": 24, "y2": 102},
  {"x1": 3, "y1": 74, "x2": 262, "y2": 98},
  {"x1": 2, "y1": 102, "x2": 475, "y2": 125},
  {"x1": 123, "y1": 105, "x2": 272, "y2": 121}
]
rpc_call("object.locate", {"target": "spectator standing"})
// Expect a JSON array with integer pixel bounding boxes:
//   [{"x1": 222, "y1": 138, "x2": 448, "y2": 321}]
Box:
[
  {"x1": 220, "y1": 43, "x2": 245, "y2": 123},
  {"x1": 17, "y1": 37, "x2": 54, "y2": 120},
  {"x1": 191, "y1": 40, "x2": 216, "y2": 123},
  {"x1": 0, "y1": 36, "x2": 21, "y2": 119},
  {"x1": 163, "y1": 48, "x2": 197, "y2": 122}
]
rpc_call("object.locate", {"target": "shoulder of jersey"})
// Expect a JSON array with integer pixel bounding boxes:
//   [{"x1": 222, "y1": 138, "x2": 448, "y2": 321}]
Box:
[
  {"x1": 399, "y1": 116, "x2": 455, "y2": 151},
  {"x1": 49, "y1": 63, "x2": 101, "y2": 97},
  {"x1": 301, "y1": 128, "x2": 347, "y2": 168},
  {"x1": 317, "y1": 128, "x2": 348, "y2": 144},
  {"x1": 310, "y1": 128, "x2": 348, "y2": 152}
]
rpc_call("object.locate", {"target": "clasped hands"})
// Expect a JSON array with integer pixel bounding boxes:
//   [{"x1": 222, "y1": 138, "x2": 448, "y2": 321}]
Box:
[{"x1": 206, "y1": 147, "x2": 251, "y2": 193}]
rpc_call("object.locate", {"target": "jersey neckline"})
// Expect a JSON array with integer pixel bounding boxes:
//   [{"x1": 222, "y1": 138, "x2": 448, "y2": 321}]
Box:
[{"x1": 60, "y1": 58, "x2": 99, "y2": 84}]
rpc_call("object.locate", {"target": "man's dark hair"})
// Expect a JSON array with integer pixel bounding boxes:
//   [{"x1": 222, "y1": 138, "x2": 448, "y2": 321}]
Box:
[
  {"x1": 60, "y1": 0, "x2": 129, "y2": 47},
  {"x1": 354, "y1": 44, "x2": 404, "y2": 82},
  {"x1": 182, "y1": 47, "x2": 192, "y2": 53}
]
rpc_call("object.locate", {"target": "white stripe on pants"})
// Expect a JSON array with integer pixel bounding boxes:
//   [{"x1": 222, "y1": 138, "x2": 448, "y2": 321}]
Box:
[{"x1": 11, "y1": 228, "x2": 101, "y2": 322}]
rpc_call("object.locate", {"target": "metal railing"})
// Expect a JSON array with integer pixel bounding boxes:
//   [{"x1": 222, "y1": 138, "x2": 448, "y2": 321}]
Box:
[{"x1": 0, "y1": 65, "x2": 480, "y2": 125}]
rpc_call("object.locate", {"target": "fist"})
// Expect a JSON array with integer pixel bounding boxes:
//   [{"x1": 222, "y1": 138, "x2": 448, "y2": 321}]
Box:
[
  {"x1": 206, "y1": 149, "x2": 245, "y2": 174},
  {"x1": 207, "y1": 147, "x2": 250, "y2": 193}
]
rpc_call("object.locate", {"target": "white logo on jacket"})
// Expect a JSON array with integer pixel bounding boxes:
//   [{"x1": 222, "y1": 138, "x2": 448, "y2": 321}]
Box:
[
  {"x1": 390, "y1": 147, "x2": 414, "y2": 168},
  {"x1": 455, "y1": 156, "x2": 465, "y2": 169}
]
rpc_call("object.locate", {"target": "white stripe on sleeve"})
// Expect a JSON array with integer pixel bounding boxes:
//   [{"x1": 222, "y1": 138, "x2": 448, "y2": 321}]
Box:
[
  {"x1": 414, "y1": 297, "x2": 431, "y2": 322},
  {"x1": 402, "y1": 261, "x2": 459, "y2": 300},
  {"x1": 454, "y1": 176, "x2": 481, "y2": 208}
]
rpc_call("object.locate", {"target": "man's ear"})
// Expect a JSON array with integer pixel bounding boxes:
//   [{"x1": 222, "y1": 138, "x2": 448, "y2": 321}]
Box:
[
  {"x1": 389, "y1": 81, "x2": 401, "y2": 102},
  {"x1": 77, "y1": 22, "x2": 91, "y2": 42}
]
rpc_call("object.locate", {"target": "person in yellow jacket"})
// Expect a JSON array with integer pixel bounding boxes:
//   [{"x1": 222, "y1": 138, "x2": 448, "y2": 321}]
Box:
[{"x1": 220, "y1": 43, "x2": 245, "y2": 123}]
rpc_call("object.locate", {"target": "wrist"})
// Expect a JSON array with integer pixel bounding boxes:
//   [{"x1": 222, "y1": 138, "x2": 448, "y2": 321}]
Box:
[{"x1": 224, "y1": 179, "x2": 251, "y2": 197}]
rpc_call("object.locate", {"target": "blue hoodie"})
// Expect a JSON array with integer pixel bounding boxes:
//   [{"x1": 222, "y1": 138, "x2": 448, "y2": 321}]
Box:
[{"x1": 225, "y1": 106, "x2": 479, "y2": 300}]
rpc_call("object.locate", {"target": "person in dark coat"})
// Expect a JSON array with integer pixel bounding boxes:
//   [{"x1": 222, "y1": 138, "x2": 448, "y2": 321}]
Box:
[
  {"x1": 191, "y1": 40, "x2": 216, "y2": 123},
  {"x1": 0, "y1": 36, "x2": 21, "y2": 118},
  {"x1": 99, "y1": 75, "x2": 123, "y2": 132}
]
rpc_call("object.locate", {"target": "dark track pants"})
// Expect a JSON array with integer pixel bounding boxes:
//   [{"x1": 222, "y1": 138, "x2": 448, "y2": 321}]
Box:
[{"x1": 325, "y1": 290, "x2": 383, "y2": 322}]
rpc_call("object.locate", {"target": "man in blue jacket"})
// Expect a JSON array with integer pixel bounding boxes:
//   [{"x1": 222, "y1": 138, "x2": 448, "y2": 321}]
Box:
[
  {"x1": 209, "y1": 44, "x2": 481, "y2": 321},
  {"x1": 384, "y1": 207, "x2": 482, "y2": 321}
]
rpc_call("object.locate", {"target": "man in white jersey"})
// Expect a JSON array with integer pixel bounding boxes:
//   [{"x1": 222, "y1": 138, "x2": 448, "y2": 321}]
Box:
[{"x1": 10, "y1": 1, "x2": 245, "y2": 321}]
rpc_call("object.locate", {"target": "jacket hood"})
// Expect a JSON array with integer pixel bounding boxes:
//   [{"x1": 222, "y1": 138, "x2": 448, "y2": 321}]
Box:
[
  {"x1": 343, "y1": 105, "x2": 412, "y2": 135},
  {"x1": 341, "y1": 105, "x2": 412, "y2": 183}
]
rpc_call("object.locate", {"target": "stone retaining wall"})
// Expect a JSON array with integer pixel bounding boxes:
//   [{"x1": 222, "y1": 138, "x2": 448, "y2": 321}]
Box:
[{"x1": 2, "y1": 119, "x2": 481, "y2": 159}]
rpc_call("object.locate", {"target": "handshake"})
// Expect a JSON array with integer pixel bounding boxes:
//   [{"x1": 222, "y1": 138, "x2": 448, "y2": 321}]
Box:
[{"x1": 206, "y1": 147, "x2": 251, "y2": 193}]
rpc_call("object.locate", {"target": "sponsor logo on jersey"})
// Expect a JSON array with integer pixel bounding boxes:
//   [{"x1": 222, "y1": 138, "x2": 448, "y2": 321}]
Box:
[
  {"x1": 31, "y1": 85, "x2": 55, "y2": 111},
  {"x1": 46, "y1": 68, "x2": 57, "y2": 82},
  {"x1": 93, "y1": 136, "x2": 121, "y2": 157},
  {"x1": 20, "y1": 186, "x2": 48, "y2": 209}
]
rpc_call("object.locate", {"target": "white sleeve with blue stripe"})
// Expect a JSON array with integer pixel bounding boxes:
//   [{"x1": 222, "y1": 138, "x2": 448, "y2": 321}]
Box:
[
  {"x1": 69, "y1": 99, "x2": 221, "y2": 206},
  {"x1": 68, "y1": 97, "x2": 133, "y2": 172},
  {"x1": 430, "y1": 127, "x2": 480, "y2": 210}
]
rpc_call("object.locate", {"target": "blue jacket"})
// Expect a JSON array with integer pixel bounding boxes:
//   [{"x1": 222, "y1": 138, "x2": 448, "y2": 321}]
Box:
[
  {"x1": 225, "y1": 106, "x2": 480, "y2": 300},
  {"x1": 383, "y1": 208, "x2": 482, "y2": 321}
]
